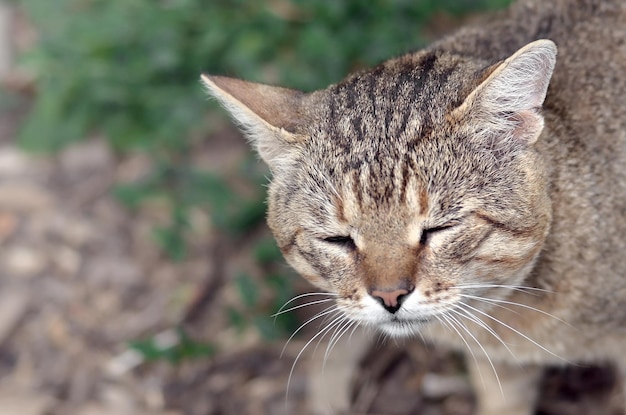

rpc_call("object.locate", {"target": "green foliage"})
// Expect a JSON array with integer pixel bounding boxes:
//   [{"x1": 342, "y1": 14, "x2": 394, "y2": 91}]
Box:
[
  {"x1": 18, "y1": 0, "x2": 512, "y2": 350},
  {"x1": 230, "y1": 270, "x2": 299, "y2": 341},
  {"x1": 129, "y1": 327, "x2": 216, "y2": 364},
  {"x1": 236, "y1": 238, "x2": 300, "y2": 340},
  {"x1": 19, "y1": 0, "x2": 202, "y2": 151},
  {"x1": 254, "y1": 237, "x2": 284, "y2": 265},
  {"x1": 235, "y1": 272, "x2": 260, "y2": 309},
  {"x1": 19, "y1": 0, "x2": 513, "y2": 150}
]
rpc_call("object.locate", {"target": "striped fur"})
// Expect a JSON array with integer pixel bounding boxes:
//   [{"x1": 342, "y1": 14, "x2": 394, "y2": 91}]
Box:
[{"x1": 203, "y1": 0, "x2": 626, "y2": 413}]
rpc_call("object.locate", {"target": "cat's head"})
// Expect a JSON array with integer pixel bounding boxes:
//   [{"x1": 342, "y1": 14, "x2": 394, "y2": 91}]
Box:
[{"x1": 202, "y1": 40, "x2": 557, "y2": 337}]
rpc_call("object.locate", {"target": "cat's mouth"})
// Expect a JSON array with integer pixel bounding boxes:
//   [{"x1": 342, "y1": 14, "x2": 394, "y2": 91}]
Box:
[
  {"x1": 378, "y1": 317, "x2": 432, "y2": 337},
  {"x1": 390, "y1": 316, "x2": 430, "y2": 323}
]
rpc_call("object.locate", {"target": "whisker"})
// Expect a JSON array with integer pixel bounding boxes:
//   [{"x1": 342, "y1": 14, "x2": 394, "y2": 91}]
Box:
[
  {"x1": 459, "y1": 293, "x2": 576, "y2": 329},
  {"x1": 312, "y1": 164, "x2": 342, "y2": 199},
  {"x1": 347, "y1": 322, "x2": 361, "y2": 343},
  {"x1": 437, "y1": 313, "x2": 486, "y2": 390},
  {"x1": 458, "y1": 294, "x2": 523, "y2": 317},
  {"x1": 320, "y1": 308, "x2": 342, "y2": 327},
  {"x1": 449, "y1": 306, "x2": 517, "y2": 361},
  {"x1": 414, "y1": 322, "x2": 427, "y2": 344},
  {"x1": 281, "y1": 306, "x2": 338, "y2": 357},
  {"x1": 453, "y1": 283, "x2": 554, "y2": 295},
  {"x1": 403, "y1": 310, "x2": 429, "y2": 343},
  {"x1": 457, "y1": 302, "x2": 572, "y2": 364},
  {"x1": 324, "y1": 319, "x2": 357, "y2": 368},
  {"x1": 274, "y1": 292, "x2": 337, "y2": 317},
  {"x1": 446, "y1": 312, "x2": 504, "y2": 396},
  {"x1": 286, "y1": 313, "x2": 346, "y2": 402},
  {"x1": 325, "y1": 318, "x2": 351, "y2": 359},
  {"x1": 374, "y1": 328, "x2": 388, "y2": 348},
  {"x1": 435, "y1": 314, "x2": 454, "y2": 334},
  {"x1": 312, "y1": 314, "x2": 349, "y2": 356},
  {"x1": 271, "y1": 298, "x2": 336, "y2": 318}
]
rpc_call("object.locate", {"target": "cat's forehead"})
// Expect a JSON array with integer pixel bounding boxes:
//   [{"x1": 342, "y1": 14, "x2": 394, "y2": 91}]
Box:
[
  {"x1": 289, "y1": 51, "x2": 505, "y2": 211},
  {"x1": 316, "y1": 50, "x2": 480, "y2": 150}
]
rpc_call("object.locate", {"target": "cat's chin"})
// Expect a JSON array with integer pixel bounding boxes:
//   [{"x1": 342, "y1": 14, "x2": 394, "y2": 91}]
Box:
[{"x1": 377, "y1": 318, "x2": 431, "y2": 338}]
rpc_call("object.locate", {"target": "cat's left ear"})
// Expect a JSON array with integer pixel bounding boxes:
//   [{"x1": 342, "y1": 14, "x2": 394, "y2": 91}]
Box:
[
  {"x1": 453, "y1": 39, "x2": 557, "y2": 146},
  {"x1": 201, "y1": 74, "x2": 308, "y2": 171}
]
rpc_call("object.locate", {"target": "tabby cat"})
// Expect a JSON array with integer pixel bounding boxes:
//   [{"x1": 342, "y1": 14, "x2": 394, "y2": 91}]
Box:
[{"x1": 201, "y1": 0, "x2": 626, "y2": 413}]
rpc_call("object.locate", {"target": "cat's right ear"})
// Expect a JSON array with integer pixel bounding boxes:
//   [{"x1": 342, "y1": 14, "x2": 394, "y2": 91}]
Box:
[{"x1": 201, "y1": 74, "x2": 306, "y2": 170}]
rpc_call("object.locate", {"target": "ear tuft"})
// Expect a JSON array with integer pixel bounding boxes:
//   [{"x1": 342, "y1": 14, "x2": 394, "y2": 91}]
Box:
[
  {"x1": 480, "y1": 39, "x2": 557, "y2": 114},
  {"x1": 201, "y1": 74, "x2": 306, "y2": 169},
  {"x1": 455, "y1": 39, "x2": 557, "y2": 146}
]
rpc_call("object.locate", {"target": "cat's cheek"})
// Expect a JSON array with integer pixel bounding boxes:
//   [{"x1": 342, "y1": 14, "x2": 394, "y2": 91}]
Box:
[
  {"x1": 466, "y1": 238, "x2": 544, "y2": 284},
  {"x1": 282, "y1": 251, "x2": 334, "y2": 292}
]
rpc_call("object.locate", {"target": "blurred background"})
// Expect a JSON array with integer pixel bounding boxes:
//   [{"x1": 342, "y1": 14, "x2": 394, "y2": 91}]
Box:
[{"x1": 0, "y1": 1, "x2": 620, "y2": 414}]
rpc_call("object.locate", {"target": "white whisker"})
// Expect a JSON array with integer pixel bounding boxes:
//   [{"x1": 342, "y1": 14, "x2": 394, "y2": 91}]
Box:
[
  {"x1": 437, "y1": 313, "x2": 487, "y2": 390},
  {"x1": 324, "y1": 319, "x2": 357, "y2": 369},
  {"x1": 453, "y1": 283, "x2": 553, "y2": 295},
  {"x1": 281, "y1": 306, "x2": 338, "y2": 357},
  {"x1": 325, "y1": 318, "x2": 352, "y2": 359},
  {"x1": 271, "y1": 298, "x2": 336, "y2": 318},
  {"x1": 414, "y1": 323, "x2": 427, "y2": 344},
  {"x1": 457, "y1": 302, "x2": 572, "y2": 363},
  {"x1": 459, "y1": 294, "x2": 523, "y2": 317},
  {"x1": 315, "y1": 314, "x2": 351, "y2": 358},
  {"x1": 274, "y1": 292, "x2": 337, "y2": 317},
  {"x1": 448, "y1": 312, "x2": 504, "y2": 395},
  {"x1": 459, "y1": 293, "x2": 575, "y2": 329},
  {"x1": 374, "y1": 329, "x2": 388, "y2": 348},
  {"x1": 449, "y1": 306, "x2": 517, "y2": 361},
  {"x1": 286, "y1": 312, "x2": 346, "y2": 402},
  {"x1": 347, "y1": 322, "x2": 361, "y2": 343}
]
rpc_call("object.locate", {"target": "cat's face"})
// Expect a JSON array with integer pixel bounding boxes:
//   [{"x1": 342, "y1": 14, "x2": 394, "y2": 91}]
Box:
[
  {"x1": 202, "y1": 40, "x2": 557, "y2": 337},
  {"x1": 265, "y1": 108, "x2": 551, "y2": 337}
]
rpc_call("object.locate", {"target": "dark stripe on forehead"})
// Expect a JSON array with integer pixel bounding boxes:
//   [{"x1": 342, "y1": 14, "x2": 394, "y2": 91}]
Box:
[
  {"x1": 391, "y1": 52, "x2": 440, "y2": 139},
  {"x1": 436, "y1": 62, "x2": 458, "y2": 86},
  {"x1": 380, "y1": 163, "x2": 395, "y2": 203},
  {"x1": 415, "y1": 53, "x2": 440, "y2": 137},
  {"x1": 351, "y1": 115, "x2": 364, "y2": 143},
  {"x1": 369, "y1": 66, "x2": 384, "y2": 118},
  {"x1": 343, "y1": 80, "x2": 357, "y2": 109},
  {"x1": 399, "y1": 160, "x2": 411, "y2": 204},
  {"x1": 351, "y1": 169, "x2": 364, "y2": 210},
  {"x1": 328, "y1": 90, "x2": 336, "y2": 121},
  {"x1": 418, "y1": 51, "x2": 438, "y2": 73},
  {"x1": 419, "y1": 186, "x2": 429, "y2": 215},
  {"x1": 398, "y1": 98, "x2": 411, "y2": 136}
]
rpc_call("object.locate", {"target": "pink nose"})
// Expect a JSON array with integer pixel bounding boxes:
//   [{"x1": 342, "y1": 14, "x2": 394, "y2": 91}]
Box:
[{"x1": 370, "y1": 288, "x2": 411, "y2": 314}]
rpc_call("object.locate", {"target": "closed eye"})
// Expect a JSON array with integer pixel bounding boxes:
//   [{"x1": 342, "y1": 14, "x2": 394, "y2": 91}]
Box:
[
  {"x1": 322, "y1": 235, "x2": 357, "y2": 250},
  {"x1": 419, "y1": 224, "x2": 457, "y2": 245}
]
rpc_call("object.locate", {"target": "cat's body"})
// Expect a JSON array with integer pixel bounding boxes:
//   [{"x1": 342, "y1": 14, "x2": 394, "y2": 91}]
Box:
[{"x1": 202, "y1": 0, "x2": 626, "y2": 413}]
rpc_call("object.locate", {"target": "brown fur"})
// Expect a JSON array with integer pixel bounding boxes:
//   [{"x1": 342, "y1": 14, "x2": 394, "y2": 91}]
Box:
[{"x1": 202, "y1": 0, "x2": 626, "y2": 413}]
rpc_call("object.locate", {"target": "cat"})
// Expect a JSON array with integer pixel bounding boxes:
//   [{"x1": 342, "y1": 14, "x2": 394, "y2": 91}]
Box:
[{"x1": 201, "y1": 0, "x2": 626, "y2": 413}]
